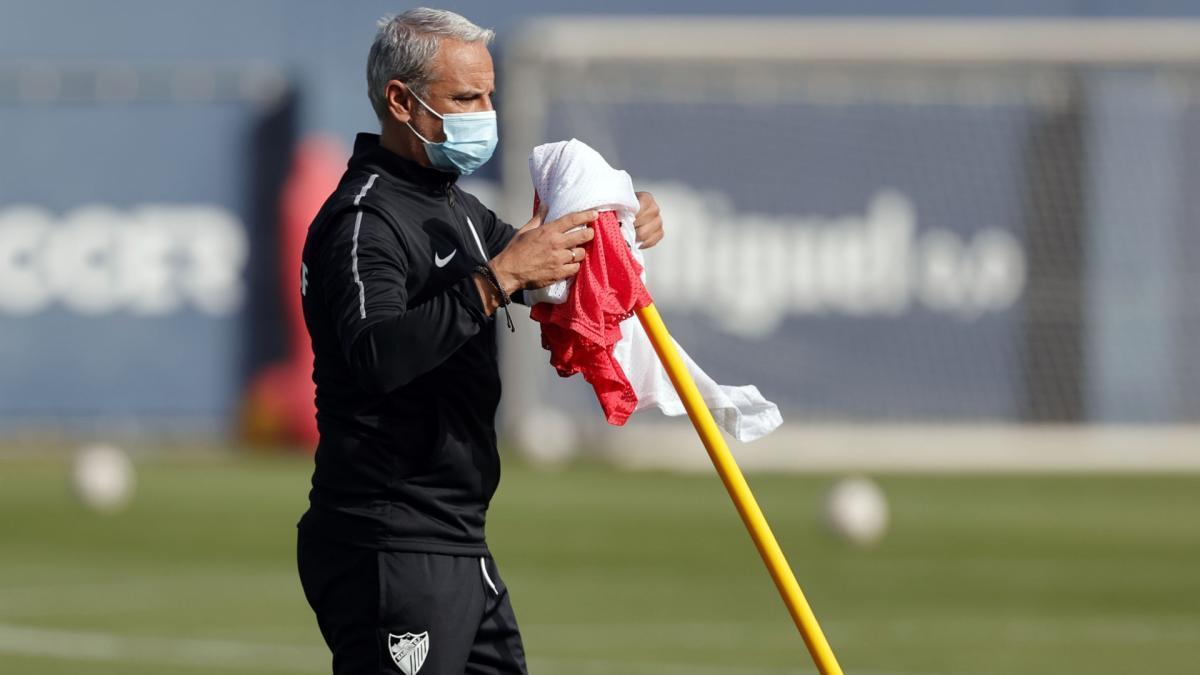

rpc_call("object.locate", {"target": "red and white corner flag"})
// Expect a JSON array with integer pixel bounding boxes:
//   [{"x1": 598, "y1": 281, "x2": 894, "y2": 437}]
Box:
[{"x1": 528, "y1": 140, "x2": 782, "y2": 442}]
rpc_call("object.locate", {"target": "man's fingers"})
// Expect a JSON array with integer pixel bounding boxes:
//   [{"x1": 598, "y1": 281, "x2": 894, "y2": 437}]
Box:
[
  {"x1": 518, "y1": 200, "x2": 550, "y2": 233},
  {"x1": 549, "y1": 210, "x2": 598, "y2": 232},
  {"x1": 635, "y1": 200, "x2": 660, "y2": 218},
  {"x1": 634, "y1": 213, "x2": 660, "y2": 231},
  {"x1": 562, "y1": 226, "x2": 595, "y2": 247},
  {"x1": 638, "y1": 230, "x2": 664, "y2": 249},
  {"x1": 556, "y1": 247, "x2": 588, "y2": 265},
  {"x1": 519, "y1": 211, "x2": 545, "y2": 234},
  {"x1": 635, "y1": 192, "x2": 658, "y2": 218}
]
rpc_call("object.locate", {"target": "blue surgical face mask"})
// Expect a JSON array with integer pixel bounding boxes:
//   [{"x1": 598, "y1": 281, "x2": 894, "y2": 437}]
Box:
[{"x1": 406, "y1": 91, "x2": 498, "y2": 175}]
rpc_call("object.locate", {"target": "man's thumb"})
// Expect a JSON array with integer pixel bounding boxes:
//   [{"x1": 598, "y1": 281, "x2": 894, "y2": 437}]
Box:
[{"x1": 520, "y1": 198, "x2": 549, "y2": 233}]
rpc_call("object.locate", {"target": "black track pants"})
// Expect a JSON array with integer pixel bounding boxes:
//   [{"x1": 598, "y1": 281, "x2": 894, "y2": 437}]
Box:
[{"x1": 298, "y1": 530, "x2": 528, "y2": 675}]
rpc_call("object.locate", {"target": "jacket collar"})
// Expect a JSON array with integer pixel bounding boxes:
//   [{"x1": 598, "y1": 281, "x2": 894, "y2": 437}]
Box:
[{"x1": 349, "y1": 133, "x2": 458, "y2": 191}]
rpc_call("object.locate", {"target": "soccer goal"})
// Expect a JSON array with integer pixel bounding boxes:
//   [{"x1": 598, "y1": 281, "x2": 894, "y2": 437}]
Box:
[{"x1": 497, "y1": 19, "x2": 1200, "y2": 471}]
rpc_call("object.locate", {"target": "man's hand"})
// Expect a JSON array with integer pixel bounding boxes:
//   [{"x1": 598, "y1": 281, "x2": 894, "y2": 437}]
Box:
[
  {"x1": 633, "y1": 191, "x2": 664, "y2": 249},
  {"x1": 490, "y1": 209, "x2": 597, "y2": 294}
]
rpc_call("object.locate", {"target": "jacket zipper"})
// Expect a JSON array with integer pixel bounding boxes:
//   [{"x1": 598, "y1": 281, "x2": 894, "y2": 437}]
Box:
[
  {"x1": 446, "y1": 185, "x2": 488, "y2": 262},
  {"x1": 444, "y1": 182, "x2": 504, "y2": 499},
  {"x1": 445, "y1": 185, "x2": 470, "y2": 258}
]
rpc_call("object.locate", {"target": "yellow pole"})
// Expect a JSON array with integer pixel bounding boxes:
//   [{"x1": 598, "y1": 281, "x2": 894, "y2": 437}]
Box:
[{"x1": 636, "y1": 302, "x2": 845, "y2": 675}]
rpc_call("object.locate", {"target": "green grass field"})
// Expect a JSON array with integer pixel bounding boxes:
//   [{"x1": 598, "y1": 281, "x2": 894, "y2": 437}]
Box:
[{"x1": 1, "y1": 454, "x2": 1198, "y2": 674}]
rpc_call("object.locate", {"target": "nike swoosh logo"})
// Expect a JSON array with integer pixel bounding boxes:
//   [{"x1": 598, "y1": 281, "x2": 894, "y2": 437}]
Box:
[{"x1": 434, "y1": 250, "x2": 457, "y2": 268}]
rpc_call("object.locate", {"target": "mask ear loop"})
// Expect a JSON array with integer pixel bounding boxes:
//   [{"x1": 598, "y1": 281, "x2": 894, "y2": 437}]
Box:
[
  {"x1": 409, "y1": 89, "x2": 446, "y2": 120},
  {"x1": 406, "y1": 121, "x2": 439, "y2": 146},
  {"x1": 404, "y1": 87, "x2": 446, "y2": 145}
]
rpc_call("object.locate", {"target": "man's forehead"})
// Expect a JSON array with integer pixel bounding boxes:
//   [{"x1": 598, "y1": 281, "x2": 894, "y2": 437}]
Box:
[{"x1": 428, "y1": 39, "x2": 493, "y2": 91}]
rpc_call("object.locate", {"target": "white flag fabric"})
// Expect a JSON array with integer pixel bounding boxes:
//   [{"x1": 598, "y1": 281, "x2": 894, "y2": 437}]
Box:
[
  {"x1": 526, "y1": 139, "x2": 641, "y2": 305},
  {"x1": 528, "y1": 139, "x2": 783, "y2": 442}
]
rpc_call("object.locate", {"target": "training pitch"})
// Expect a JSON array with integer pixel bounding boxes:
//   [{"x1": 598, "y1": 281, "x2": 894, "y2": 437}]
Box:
[{"x1": 0, "y1": 454, "x2": 1197, "y2": 674}]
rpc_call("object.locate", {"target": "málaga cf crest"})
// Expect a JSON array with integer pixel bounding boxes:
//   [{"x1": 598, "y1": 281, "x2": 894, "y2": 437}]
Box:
[{"x1": 388, "y1": 632, "x2": 429, "y2": 674}]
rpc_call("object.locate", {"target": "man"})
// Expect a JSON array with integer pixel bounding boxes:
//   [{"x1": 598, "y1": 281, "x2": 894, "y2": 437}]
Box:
[{"x1": 296, "y1": 8, "x2": 664, "y2": 675}]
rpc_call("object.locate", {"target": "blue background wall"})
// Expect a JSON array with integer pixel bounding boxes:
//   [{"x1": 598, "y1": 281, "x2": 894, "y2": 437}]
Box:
[{"x1": 2, "y1": 1, "x2": 1197, "y2": 427}]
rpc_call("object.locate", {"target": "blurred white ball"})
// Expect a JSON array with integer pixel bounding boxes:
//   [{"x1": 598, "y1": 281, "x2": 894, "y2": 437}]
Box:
[
  {"x1": 70, "y1": 444, "x2": 135, "y2": 514},
  {"x1": 823, "y1": 475, "x2": 888, "y2": 547}
]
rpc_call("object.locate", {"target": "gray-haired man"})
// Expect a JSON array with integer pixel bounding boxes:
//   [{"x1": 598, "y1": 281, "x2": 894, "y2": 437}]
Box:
[{"x1": 295, "y1": 8, "x2": 664, "y2": 675}]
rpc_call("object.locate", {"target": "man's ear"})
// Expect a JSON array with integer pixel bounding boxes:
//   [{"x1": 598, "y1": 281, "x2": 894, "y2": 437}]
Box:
[{"x1": 386, "y1": 80, "x2": 414, "y2": 124}]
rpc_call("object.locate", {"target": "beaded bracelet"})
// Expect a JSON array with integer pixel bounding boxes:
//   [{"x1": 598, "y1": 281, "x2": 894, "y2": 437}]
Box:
[{"x1": 474, "y1": 263, "x2": 515, "y2": 333}]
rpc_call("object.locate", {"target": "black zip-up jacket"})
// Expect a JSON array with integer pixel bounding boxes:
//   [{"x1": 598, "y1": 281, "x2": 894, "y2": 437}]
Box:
[{"x1": 297, "y1": 133, "x2": 517, "y2": 554}]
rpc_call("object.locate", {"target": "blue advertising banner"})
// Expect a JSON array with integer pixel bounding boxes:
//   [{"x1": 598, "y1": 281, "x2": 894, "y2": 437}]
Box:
[
  {"x1": 545, "y1": 100, "x2": 1033, "y2": 420},
  {"x1": 0, "y1": 67, "x2": 286, "y2": 429}
]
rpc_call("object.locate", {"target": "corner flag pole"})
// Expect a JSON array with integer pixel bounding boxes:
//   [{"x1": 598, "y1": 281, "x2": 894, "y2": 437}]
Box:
[{"x1": 635, "y1": 302, "x2": 845, "y2": 675}]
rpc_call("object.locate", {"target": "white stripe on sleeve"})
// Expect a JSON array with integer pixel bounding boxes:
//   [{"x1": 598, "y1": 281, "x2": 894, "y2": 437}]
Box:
[
  {"x1": 465, "y1": 216, "x2": 488, "y2": 261},
  {"x1": 350, "y1": 173, "x2": 379, "y2": 319}
]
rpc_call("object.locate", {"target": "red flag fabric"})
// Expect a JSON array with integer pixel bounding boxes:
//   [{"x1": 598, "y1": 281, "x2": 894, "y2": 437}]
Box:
[
  {"x1": 530, "y1": 210, "x2": 653, "y2": 425},
  {"x1": 526, "y1": 139, "x2": 782, "y2": 442}
]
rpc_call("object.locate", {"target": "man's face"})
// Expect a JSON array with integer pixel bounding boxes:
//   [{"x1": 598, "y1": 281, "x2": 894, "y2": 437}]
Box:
[{"x1": 404, "y1": 38, "x2": 494, "y2": 143}]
